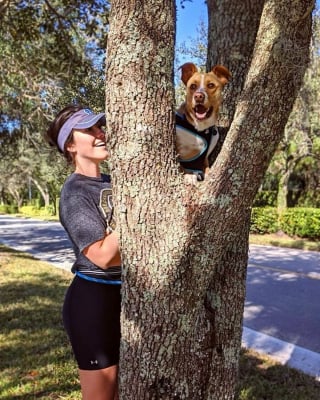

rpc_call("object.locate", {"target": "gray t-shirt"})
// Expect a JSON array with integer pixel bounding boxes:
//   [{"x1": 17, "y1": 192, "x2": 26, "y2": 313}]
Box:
[{"x1": 59, "y1": 173, "x2": 121, "y2": 281}]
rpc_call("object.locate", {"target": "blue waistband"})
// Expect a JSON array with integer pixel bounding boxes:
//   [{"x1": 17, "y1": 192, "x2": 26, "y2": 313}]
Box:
[{"x1": 75, "y1": 271, "x2": 122, "y2": 285}]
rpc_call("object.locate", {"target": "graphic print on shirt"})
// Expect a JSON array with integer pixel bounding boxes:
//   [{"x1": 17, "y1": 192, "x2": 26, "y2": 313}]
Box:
[{"x1": 99, "y1": 188, "x2": 116, "y2": 233}]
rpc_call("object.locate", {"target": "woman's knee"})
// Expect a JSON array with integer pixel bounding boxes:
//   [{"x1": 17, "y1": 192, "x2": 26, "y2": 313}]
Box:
[{"x1": 79, "y1": 365, "x2": 118, "y2": 400}]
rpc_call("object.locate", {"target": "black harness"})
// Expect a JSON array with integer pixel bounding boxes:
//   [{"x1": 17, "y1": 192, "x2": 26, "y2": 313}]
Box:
[{"x1": 176, "y1": 113, "x2": 218, "y2": 180}]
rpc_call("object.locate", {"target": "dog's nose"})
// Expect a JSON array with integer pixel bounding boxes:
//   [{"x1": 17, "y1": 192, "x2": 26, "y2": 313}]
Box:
[{"x1": 194, "y1": 92, "x2": 205, "y2": 103}]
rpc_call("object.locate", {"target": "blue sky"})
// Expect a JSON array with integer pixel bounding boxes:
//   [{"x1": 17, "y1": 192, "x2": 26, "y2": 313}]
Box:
[
  {"x1": 176, "y1": 0, "x2": 319, "y2": 48},
  {"x1": 176, "y1": 1, "x2": 207, "y2": 47}
]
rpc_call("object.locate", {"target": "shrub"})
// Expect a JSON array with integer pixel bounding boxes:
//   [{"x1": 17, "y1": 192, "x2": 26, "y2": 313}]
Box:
[
  {"x1": 250, "y1": 207, "x2": 279, "y2": 234},
  {"x1": 19, "y1": 205, "x2": 39, "y2": 216},
  {"x1": 0, "y1": 204, "x2": 9, "y2": 214},
  {"x1": 19, "y1": 205, "x2": 56, "y2": 217},
  {"x1": 279, "y1": 208, "x2": 320, "y2": 240},
  {"x1": 297, "y1": 191, "x2": 320, "y2": 208},
  {"x1": 0, "y1": 204, "x2": 18, "y2": 214},
  {"x1": 253, "y1": 190, "x2": 277, "y2": 207},
  {"x1": 38, "y1": 205, "x2": 55, "y2": 216}
]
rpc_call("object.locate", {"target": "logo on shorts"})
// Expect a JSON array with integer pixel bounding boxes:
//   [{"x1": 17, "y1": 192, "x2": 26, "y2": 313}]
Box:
[{"x1": 90, "y1": 360, "x2": 98, "y2": 365}]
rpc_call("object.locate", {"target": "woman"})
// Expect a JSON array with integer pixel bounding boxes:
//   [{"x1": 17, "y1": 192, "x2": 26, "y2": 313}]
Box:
[{"x1": 46, "y1": 105, "x2": 121, "y2": 400}]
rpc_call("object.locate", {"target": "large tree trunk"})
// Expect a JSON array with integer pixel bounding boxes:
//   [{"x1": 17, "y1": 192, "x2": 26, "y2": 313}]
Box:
[{"x1": 106, "y1": 1, "x2": 313, "y2": 398}]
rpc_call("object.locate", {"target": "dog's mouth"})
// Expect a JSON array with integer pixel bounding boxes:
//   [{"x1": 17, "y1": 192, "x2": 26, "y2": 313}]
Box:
[{"x1": 194, "y1": 105, "x2": 213, "y2": 121}]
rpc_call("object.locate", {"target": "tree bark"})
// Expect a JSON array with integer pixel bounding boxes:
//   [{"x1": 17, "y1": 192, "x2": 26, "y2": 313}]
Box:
[
  {"x1": 106, "y1": 1, "x2": 313, "y2": 398},
  {"x1": 207, "y1": 0, "x2": 265, "y2": 127}
]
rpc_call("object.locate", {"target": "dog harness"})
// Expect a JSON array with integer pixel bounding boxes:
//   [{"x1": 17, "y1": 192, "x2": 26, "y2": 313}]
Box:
[{"x1": 176, "y1": 113, "x2": 219, "y2": 181}]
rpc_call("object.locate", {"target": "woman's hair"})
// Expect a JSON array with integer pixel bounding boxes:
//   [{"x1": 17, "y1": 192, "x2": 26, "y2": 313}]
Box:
[{"x1": 45, "y1": 104, "x2": 85, "y2": 163}]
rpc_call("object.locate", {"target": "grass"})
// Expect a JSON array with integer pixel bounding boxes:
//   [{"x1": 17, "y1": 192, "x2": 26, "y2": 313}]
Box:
[
  {"x1": 0, "y1": 245, "x2": 319, "y2": 399},
  {"x1": 236, "y1": 349, "x2": 320, "y2": 399},
  {"x1": 249, "y1": 232, "x2": 320, "y2": 252},
  {"x1": 0, "y1": 245, "x2": 80, "y2": 400}
]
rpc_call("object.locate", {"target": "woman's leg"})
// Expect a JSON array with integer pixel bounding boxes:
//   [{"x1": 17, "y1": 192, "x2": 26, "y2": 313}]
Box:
[
  {"x1": 63, "y1": 277, "x2": 121, "y2": 398},
  {"x1": 79, "y1": 365, "x2": 118, "y2": 400}
]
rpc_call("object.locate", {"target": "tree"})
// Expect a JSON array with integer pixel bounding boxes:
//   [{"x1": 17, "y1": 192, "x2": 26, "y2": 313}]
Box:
[
  {"x1": 265, "y1": 10, "x2": 320, "y2": 210},
  {"x1": 0, "y1": 0, "x2": 109, "y2": 207},
  {"x1": 176, "y1": 5, "x2": 320, "y2": 211},
  {"x1": 106, "y1": 0, "x2": 313, "y2": 398}
]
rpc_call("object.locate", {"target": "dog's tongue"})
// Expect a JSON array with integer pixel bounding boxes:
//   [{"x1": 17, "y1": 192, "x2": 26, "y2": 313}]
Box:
[{"x1": 195, "y1": 105, "x2": 207, "y2": 120}]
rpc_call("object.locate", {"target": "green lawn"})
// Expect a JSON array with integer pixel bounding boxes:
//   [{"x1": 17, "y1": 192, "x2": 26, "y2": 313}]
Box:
[
  {"x1": 249, "y1": 233, "x2": 320, "y2": 252},
  {"x1": 0, "y1": 245, "x2": 319, "y2": 399},
  {"x1": 0, "y1": 246, "x2": 80, "y2": 399}
]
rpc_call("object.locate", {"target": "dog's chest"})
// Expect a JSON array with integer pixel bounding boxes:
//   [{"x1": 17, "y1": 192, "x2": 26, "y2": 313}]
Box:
[
  {"x1": 176, "y1": 125, "x2": 207, "y2": 160},
  {"x1": 175, "y1": 114, "x2": 218, "y2": 162}
]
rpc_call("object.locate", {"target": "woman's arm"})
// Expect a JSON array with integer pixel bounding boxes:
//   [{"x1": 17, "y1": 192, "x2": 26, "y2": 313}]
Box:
[{"x1": 83, "y1": 231, "x2": 121, "y2": 269}]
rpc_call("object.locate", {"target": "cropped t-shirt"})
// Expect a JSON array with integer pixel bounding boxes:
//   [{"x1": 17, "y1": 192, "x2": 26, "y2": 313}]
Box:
[{"x1": 59, "y1": 173, "x2": 121, "y2": 282}]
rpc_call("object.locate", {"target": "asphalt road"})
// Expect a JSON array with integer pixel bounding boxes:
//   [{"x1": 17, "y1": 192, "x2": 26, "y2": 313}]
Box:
[
  {"x1": 1, "y1": 214, "x2": 319, "y2": 379},
  {"x1": 245, "y1": 245, "x2": 320, "y2": 353}
]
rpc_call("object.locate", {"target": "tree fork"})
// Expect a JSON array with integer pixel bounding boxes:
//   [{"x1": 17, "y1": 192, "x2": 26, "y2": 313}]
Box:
[{"x1": 106, "y1": 0, "x2": 313, "y2": 398}]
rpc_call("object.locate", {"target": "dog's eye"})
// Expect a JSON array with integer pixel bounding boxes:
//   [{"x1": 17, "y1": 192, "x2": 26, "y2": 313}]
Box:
[
  {"x1": 190, "y1": 84, "x2": 197, "y2": 91},
  {"x1": 207, "y1": 83, "x2": 216, "y2": 89}
]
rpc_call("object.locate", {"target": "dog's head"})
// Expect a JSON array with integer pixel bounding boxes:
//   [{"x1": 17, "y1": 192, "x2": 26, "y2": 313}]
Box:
[{"x1": 179, "y1": 62, "x2": 231, "y2": 131}]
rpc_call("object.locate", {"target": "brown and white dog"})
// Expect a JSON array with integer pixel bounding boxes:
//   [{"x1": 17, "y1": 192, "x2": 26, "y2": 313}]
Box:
[{"x1": 176, "y1": 62, "x2": 231, "y2": 181}]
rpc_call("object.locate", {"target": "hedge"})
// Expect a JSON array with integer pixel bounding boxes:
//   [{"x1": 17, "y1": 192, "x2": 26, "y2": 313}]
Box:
[
  {"x1": 0, "y1": 204, "x2": 18, "y2": 214},
  {"x1": 279, "y1": 208, "x2": 320, "y2": 240},
  {"x1": 251, "y1": 207, "x2": 320, "y2": 240},
  {"x1": 250, "y1": 207, "x2": 279, "y2": 234},
  {"x1": 0, "y1": 204, "x2": 55, "y2": 217},
  {"x1": 19, "y1": 205, "x2": 55, "y2": 217}
]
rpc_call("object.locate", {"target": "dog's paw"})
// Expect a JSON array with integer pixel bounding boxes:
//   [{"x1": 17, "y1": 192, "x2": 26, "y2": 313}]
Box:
[{"x1": 184, "y1": 174, "x2": 200, "y2": 185}]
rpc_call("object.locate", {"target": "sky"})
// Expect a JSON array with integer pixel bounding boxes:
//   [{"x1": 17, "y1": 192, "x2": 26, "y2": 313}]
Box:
[
  {"x1": 175, "y1": 0, "x2": 319, "y2": 49},
  {"x1": 176, "y1": 1, "x2": 207, "y2": 48}
]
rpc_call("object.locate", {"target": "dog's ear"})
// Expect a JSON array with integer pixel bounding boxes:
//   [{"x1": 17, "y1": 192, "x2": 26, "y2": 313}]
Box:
[
  {"x1": 211, "y1": 65, "x2": 232, "y2": 85},
  {"x1": 179, "y1": 62, "x2": 198, "y2": 85}
]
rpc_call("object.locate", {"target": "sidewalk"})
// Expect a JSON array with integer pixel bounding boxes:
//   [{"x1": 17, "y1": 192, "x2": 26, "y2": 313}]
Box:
[{"x1": 242, "y1": 327, "x2": 320, "y2": 380}]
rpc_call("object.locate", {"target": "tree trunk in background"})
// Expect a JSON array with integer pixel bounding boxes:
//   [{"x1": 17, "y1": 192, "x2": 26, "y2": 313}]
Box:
[
  {"x1": 106, "y1": 1, "x2": 313, "y2": 398},
  {"x1": 277, "y1": 170, "x2": 290, "y2": 212},
  {"x1": 31, "y1": 177, "x2": 50, "y2": 207},
  {"x1": 207, "y1": 0, "x2": 265, "y2": 126}
]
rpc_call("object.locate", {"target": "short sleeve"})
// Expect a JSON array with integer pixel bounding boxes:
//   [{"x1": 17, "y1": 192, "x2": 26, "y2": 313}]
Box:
[{"x1": 60, "y1": 194, "x2": 106, "y2": 253}]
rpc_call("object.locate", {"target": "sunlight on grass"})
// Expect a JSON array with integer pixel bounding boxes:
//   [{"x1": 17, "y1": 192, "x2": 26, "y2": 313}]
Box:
[
  {"x1": 0, "y1": 245, "x2": 81, "y2": 399},
  {"x1": 235, "y1": 349, "x2": 320, "y2": 400},
  {"x1": 249, "y1": 233, "x2": 320, "y2": 251}
]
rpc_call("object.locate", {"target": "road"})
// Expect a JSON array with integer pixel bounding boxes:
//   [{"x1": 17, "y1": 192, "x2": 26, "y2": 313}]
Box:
[
  {"x1": 245, "y1": 245, "x2": 320, "y2": 353},
  {"x1": 0, "y1": 214, "x2": 319, "y2": 379}
]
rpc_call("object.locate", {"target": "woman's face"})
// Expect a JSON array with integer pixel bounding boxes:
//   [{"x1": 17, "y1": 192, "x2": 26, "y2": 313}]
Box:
[{"x1": 67, "y1": 124, "x2": 108, "y2": 163}]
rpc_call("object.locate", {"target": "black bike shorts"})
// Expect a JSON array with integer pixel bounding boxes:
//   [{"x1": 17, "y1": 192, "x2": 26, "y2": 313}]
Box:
[{"x1": 62, "y1": 275, "x2": 121, "y2": 370}]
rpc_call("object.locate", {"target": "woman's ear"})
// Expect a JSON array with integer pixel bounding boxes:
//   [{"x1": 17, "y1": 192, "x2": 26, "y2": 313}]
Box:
[{"x1": 66, "y1": 142, "x2": 76, "y2": 153}]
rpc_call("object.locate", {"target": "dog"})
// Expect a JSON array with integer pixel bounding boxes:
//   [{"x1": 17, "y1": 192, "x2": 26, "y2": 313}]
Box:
[{"x1": 176, "y1": 62, "x2": 231, "y2": 181}]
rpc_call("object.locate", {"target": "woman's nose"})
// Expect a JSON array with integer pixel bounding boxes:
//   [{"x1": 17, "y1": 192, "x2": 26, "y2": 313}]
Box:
[
  {"x1": 98, "y1": 130, "x2": 105, "y2": 139},
  {"x1": 95, "y1": 127, "x2": 106, "y2": 139}
]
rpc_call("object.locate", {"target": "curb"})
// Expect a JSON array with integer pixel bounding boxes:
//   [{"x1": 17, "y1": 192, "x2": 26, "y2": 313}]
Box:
[{"x1": 242, "y1": 326, "x2": 320, "y2": 381}]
